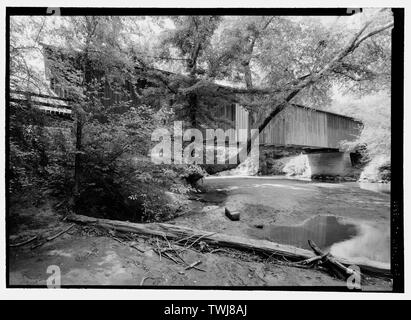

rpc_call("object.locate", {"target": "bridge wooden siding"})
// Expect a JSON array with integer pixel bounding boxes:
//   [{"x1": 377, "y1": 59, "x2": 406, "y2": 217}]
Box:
[{"x1": 234, "y1": 104, "x2": 362, "y2": 150}]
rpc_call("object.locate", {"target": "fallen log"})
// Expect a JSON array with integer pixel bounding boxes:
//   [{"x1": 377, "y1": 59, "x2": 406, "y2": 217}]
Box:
[
  {"x1": 67, "y1": 214, "x2": 391, "y2": 279},
  {"x1": 67, "y1": 214, "x2": 315, "y2": 261}
]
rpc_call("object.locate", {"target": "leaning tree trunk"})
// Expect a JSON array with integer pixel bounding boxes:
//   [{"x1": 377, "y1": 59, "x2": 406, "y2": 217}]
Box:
[
  {"x1": 188, "y1": 92, "x2": 198, "y2": 128},
  {"x1": 70, "y1": 106, "x2": 86, "y2": 211},
  {"x1": 245, "y1": 89, "x2": 300, "y2": 154},
  {"x1": 241, "y1": 16, "x2": 393, "y2": 156}
]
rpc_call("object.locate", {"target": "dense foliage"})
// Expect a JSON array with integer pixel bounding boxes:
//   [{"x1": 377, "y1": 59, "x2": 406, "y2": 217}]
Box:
[{"x1": 9, "y1": 12, "x2": 393, "y2": 220}]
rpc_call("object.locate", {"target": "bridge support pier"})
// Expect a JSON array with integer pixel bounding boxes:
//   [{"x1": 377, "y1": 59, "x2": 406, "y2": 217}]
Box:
[{"x1": 306, "y1": 152, "x2": 353, "y2": 176}]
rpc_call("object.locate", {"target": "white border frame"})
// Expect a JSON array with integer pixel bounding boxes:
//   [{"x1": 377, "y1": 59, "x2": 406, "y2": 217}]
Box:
[{"x1": 0, "y1": 0, "x2": 408, "y2": 300}]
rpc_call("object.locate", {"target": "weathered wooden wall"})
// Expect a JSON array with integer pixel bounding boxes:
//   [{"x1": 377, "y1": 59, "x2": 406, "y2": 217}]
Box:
[
  {"x1": 234, "y1": 104, "x2": 361, "y2": 149},
  {"x1": 235, "y1": 105, "x2": 249, "y2": 142}
]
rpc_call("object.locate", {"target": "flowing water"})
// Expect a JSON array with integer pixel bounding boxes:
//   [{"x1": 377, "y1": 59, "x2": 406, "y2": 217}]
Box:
[{"x1": 357, "y1": 182, "x2": 391, "y2": 194}]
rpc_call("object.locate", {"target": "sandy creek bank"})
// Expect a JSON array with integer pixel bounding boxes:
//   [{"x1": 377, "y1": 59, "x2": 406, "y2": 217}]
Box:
[{"x1": 8, "y1": 176, "x2": 391, "y2": 289}]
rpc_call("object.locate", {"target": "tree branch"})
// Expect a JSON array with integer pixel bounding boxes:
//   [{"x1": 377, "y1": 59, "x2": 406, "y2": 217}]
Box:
[
  {"x1": 237, "y1": 15, "x2": 394, "y2": 157},
  {"x1": 129, "y1": 16, "x2": 393, "y2": 102},
  {"x1": 242, "y1": 17, "x2": 275, "y2": 89},
  {"x1": 353, "y1": 22, "x2": 394, "y2": 49}
]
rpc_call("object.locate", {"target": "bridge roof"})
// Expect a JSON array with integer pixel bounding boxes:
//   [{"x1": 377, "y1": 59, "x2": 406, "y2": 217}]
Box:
[
  {"x1": 214, "y1": 79, "x2": 362, "y2": 125},
  {"x1": 290, "y1": 103, "x2": 362, "y2": 124}
]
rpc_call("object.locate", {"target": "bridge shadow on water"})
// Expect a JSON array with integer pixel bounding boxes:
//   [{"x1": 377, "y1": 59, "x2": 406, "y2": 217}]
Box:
[
  {"x1": 247, "y1": 215, "x2": 357, "y2": 251},
  {"x1": 247, "y1": 214, "x2": 390, "y2": 267}
]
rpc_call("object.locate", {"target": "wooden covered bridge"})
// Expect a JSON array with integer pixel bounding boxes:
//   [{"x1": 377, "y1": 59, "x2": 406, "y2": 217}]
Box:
[
  {"x1": 217, "y1": 103, "x2": 363, "y2": 176},
  {"x1": 10, "y1": 89, "x2": 362, "y2": 175},
  {"x1": 11, "y1": 83, "x2": 362, "y2": 176},
  {"x1": 217, "y1": 103, "x2": 362, "y2": 151},
  {"x1": 10, "y1": 41, "x2": 364, "y2": 176},
  {"x1": 12, "y1": 90, "x2": 362, "y2": 151}
]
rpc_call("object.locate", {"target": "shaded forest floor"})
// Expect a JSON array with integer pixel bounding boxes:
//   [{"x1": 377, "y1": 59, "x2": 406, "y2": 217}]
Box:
[
  {"x1": 8, "y1": 223, "x2": 390, "y2": 289},
  {"x1": 9, "y1": 227, "x2": 349, "y2": 287}
]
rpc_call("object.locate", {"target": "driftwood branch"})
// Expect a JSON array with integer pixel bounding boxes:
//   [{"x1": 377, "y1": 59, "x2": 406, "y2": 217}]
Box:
[
  {"x1": 308, "y1": 240, "x2": 359, "y2": 280},
  {"x1": 184, "y1": 260, "x2": 202, "y2": 271},
  {"x1": 111, "y1": 236, "x2": 145, "y2": 253},
  {"x1": 31, "y1": 224, "x2": 75, "y2": 249},
  {"x1": 10, "y1": 235, "x2": 37, "y2": 247},
  {"x1": 46, "y1": 224, "x2": 75, "y2": 241},
  {"x1": 67, "y1": 214, "x2": 391, "y2": 278}
]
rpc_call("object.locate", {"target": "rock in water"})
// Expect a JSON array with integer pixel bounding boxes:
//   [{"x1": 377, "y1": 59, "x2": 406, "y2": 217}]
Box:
[{"x1": 225, "y1": 207, "x2": 240, "y2": 221}]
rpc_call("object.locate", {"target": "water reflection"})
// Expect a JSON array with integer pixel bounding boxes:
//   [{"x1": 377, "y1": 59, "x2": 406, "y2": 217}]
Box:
[
  {"x1": 247, "y1": 215, "x2": 390, "y2": 268},
  {"x1": 247, "y1": 215, "x2": 357, "y2": 251}
]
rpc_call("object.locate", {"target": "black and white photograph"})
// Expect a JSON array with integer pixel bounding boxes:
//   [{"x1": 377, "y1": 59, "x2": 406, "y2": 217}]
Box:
[{"x1": 2, "y1": 4, "x2": 405, "y2": 296}]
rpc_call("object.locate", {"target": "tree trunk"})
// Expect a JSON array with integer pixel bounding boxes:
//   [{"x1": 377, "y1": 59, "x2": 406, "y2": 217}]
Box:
[
  {"x1": 73, "y1": 116, "x2": 82, "y2": 195},
  {"x1": 188, "y1": 92, "x2": 198, "y2": 128},
  {"x1": 243, "y1": 62, "x2": 253, "y2": 90}
]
